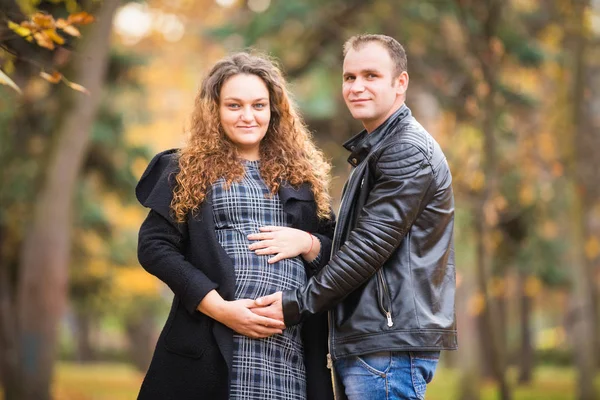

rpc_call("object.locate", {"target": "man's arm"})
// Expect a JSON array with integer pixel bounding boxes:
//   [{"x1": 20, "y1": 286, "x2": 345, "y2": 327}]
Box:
[{"x1": 266, "y1": 142, "x2": 434, "y2": 326}]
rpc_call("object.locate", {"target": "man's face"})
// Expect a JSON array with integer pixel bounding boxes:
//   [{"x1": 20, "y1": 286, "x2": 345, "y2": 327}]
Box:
[{"x1": 342, "y1": 42, "x2": 408, "y2": 132}]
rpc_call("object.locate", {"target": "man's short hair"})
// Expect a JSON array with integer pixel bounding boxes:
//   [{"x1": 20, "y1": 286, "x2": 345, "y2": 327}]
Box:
[{"x1": 343, "y1": 34, "x2": 407, "y2": 77}]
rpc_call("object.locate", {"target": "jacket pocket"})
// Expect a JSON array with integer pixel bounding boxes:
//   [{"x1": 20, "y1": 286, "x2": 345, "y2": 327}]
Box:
[
  {"x1": 163, "y1": 301, "x2": 211, "y2": 358},
  {"x1": 375, "y1": 269, "x2": 394, "y2": 328}
]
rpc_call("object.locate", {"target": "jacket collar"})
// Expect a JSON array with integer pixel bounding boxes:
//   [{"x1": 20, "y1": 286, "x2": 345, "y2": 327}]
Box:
[{"x1": 343, "y1": 104, "x2": 411, "y2": 167}]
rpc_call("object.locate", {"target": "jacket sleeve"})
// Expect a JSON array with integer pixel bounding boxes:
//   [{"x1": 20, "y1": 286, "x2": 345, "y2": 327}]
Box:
[
  {"x1": 305, "y1": 209, "x2": 336, "y2": 276},
  {"x1": 282, "y1": 142, "x2": 434, "y2": 326},
  {"x1": 136, "y1": 150, "x2": 218, "y2": 315},
  {"x1": 138, "y1": 210, "x2": 219, "y2": 315}
]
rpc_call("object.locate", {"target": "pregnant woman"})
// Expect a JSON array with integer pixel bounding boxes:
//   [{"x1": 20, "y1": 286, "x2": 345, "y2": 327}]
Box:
[{"x1": 135, "y1": 52, "x2": 335, "y2": 400}]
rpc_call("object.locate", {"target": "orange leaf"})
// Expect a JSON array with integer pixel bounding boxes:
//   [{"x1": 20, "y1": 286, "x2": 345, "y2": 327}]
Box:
[
  {"x1": 40, "y1": 71, "x2": 63, "y2": 84},
  {"x1": 33, "y1": 31, "x2": 54, "y2": 50},
  {"x1": 44, "y1": 29, "x2": 65, "y2": 45},
  {"x1": 55, "y1": 18, "x2": 69, "y2": 29},
  {"x1": 68, "y1": 12, "x2": 95, "y2": 25},
  {"x1": 32, "y1": 13, "x2": 55, "y2": 29}
]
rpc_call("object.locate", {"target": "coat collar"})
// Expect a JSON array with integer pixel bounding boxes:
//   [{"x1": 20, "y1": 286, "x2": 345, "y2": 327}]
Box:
[{"x1": 343, "y1": 104, "x2": 411, "y2": 167}]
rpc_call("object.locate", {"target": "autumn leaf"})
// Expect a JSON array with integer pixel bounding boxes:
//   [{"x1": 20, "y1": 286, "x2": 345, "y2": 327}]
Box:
[
  {"x1": 8, "y1": 20, "x2": 33, "y2": 38},
  {"x1": 61, "y1": 24, "x2": 81, "y2": 37},
  {"x1": 33, "y1": 31, "x2": 54, "y2": 50},
  {"x1": 32, "y1": 12, "x2": 55, "y2": 30},
  {"x1": 56, "y1": 18, "x2": 81, "y2": 37},
  {"x1": 44, "y1": 29, "x2": 65, "y2": 45},
  {"x1": 68, "y1": 11, "x2": 95, "y2": 25},
  {"x1": 63, "y1": 78, "x2": 90, "y2": 94},
  {"x1": 0, "y1": 68, "x2": 22, "y2": 94},
  {"x1": 40, "y1": 71, "x2": 63, "y2": 84}
]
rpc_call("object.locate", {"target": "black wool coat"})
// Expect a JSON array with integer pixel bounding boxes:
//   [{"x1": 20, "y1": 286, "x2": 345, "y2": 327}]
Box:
[{"x1": 135, "y1": 149, "x2": 335, "y2": 400}]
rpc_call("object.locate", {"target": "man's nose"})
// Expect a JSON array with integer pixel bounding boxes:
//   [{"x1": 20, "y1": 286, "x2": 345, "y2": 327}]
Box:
[{"x1": 350, "y1": 80, "x2": 365, "y2": 93}]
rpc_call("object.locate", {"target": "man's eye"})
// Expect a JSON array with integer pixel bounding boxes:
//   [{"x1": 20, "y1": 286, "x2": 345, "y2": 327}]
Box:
[
  {"x1": 344, "y1": 76, "x2": 355, "y2": 82},
  {"x1": 367, "y1": 74, "x2": 377, "y2": 79}
]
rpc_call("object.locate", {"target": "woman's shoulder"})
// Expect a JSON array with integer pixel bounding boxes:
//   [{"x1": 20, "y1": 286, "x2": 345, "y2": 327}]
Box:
[{"x1": 135, "y1": 149, "x2": 180, "y2": 218}]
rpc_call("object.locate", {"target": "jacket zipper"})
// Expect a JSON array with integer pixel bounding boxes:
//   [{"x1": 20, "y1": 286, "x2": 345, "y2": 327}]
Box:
[
  {"x1": 327, "y1": 167, "x2": 358, "y2": 369},
  {"x1": 377, "y1": 270, "x2": 394, "y2": 327}
]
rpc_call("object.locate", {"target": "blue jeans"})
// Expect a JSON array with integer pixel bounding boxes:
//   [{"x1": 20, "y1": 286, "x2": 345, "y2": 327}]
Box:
[{"x1": 334, "y1": 351, "x2": 440, "y2": 400}]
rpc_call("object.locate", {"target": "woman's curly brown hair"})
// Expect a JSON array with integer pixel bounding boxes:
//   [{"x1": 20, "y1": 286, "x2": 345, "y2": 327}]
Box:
[{"x1": 171, "y1": 52, "x2": 332, "y2": 223}]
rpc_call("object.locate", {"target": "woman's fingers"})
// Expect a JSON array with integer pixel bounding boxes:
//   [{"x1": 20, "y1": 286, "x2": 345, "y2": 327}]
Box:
[{"x1": 259, "y1": 226, "x2": 282, "y2": 232}]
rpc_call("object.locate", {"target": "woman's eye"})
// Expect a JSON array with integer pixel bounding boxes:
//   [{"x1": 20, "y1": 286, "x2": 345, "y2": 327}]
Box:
[
  {"x1": 254, "y1": 103, "x2": 267, "y2": 109},
  {"x1": 227, "y1": 104, "x2": 240, "y2": 109}
]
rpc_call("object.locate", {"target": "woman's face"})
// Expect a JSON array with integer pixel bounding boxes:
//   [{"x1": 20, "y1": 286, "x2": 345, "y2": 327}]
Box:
[{"x1": 219, "y1": 73, "x2": 271, "y2": 161}]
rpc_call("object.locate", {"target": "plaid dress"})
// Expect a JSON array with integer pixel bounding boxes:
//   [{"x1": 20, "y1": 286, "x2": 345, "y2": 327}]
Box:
[{"x1": 212, "y1": 160, "x2": 307, "y2": 400}]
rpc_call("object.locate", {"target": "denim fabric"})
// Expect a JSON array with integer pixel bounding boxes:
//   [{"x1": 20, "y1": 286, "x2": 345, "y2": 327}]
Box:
[{"x1": 334, "y1": 351, "x2": 439, "y2": 400}]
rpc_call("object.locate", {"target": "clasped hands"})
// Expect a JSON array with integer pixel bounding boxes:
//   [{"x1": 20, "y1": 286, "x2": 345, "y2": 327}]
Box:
[{"x1": 202, "y1": 226, "x2": 311, "y2": 339}]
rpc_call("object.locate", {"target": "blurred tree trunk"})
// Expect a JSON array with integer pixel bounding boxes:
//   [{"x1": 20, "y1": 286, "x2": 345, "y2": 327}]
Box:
[
  {"x1": 9, "y1": 1, "x2": 120, "y2": 398},
  {"x1": 73, "y1": 311, "x2": 95, "y2": 363},
  {"x1": 457, "y1": 270, "x2": 481, "y2": 400},
  {"x1": 564, "y1": 1, "x2": 598, "y2": 399},
  {"x1": 517, "y1": 271, "x2": 534, "y2": 384},
  {"x1": 125, "y1": 317, "x2": 156, "y2": 373},
  {"x1": 454, "y1": 0, "x2": 512, "y2": 397}
]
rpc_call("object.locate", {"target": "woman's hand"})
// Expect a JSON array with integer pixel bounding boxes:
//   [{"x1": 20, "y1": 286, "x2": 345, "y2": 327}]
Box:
[
  {"x1": 247, "y1": 226, "x2": 320, "y2": 263},
  {"x1": 198, "y1": 290, "x2": 285, "y2": 338}
]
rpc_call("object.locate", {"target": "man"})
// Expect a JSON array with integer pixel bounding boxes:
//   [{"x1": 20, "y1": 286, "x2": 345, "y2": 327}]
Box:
[{"x1": 253, "y1": 34, "x2": 457, "y2": 399}]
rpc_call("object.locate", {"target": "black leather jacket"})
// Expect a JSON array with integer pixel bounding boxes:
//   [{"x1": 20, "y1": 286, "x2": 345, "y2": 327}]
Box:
[{"x1": 282, "y1": 105, "x2": 457, "y2": 360}]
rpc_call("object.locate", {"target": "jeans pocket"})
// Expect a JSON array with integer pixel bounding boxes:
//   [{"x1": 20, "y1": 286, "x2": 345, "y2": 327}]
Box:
[
  {"x1": 356, "y1": 351, "x2": 392, "y2": 376},
  {"x1": 410, "y1": 354, "x2": 439, "y2": 400}
]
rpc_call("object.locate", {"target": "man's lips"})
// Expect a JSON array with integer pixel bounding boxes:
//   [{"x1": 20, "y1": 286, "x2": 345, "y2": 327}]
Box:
[{"x1": 349, "y1": 99, "x2": 370, "y2": 103}]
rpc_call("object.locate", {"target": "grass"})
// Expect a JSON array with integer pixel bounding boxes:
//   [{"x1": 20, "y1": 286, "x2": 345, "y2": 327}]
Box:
[{"x1": 2, "y1": 363, "x2": 599, "y2": 399}]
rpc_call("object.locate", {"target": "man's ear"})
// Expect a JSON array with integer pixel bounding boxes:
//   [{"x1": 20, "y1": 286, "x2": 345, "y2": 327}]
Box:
[{"x1": 395, "y1": 71, "x2": 409, "y2": 96}]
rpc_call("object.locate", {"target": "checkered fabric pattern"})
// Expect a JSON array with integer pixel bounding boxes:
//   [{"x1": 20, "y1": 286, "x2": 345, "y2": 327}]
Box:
[{"x1": 212, "y1": 160, "x2": 307, "y2": 400}]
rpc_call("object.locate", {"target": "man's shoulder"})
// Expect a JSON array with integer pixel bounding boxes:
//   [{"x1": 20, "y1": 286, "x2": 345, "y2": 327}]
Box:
[{"x1": 383, "y1": 117, "x2": 434, "y2": 158}]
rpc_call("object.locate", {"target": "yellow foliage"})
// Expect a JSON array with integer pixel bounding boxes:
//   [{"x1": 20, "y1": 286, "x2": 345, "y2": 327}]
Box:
[
  {"x1": 113, "y1": 267, "x2": 161, "y2": 297},
  {"x1": 489, "y1": 277, "x2": 506, "y2": 298},
  {"x1": 538, "y1": 132, "x2": 557, "y2": 162},
  {"x1": 469, "y1": 170, "x2": 485, "y2": 192},
  {"x1": 519, "y1": 185, "x2": 536, "y2": 206},
  {"x1": 103, "y1": 194, "x2": 146, "y2": 230},
  {"x1": 540, "y1": 220, "x2": 559, "y2": 239},
  {"x1": 511, "y1": 0, "x2": 539, "y2": 13},
  {"x1": 537, "y1": 326, "x2": 566, "y2": 350},
  {"x1": 132, "y1": 156, "x2": 150, "y2": 180},
  {"x1": 7, "y1": 20, "x2": 33, "y2": 38},
  {"x1": 80, "y1": 231, "x2": 106, "y2": 256},
  {"x1": 584, "y1": 236, "x2": 600, "y2": 260},
  {"x1": 86, "y1": 259, "x2": 110, "y2": 279},
  {"x1": 538, "y1": 23, "x2": 564, "y2": 51},
  {"x1": 43, "y1": 28, "x2": 65, "y2": 44},
  {"x1": 468, "y1": 292, "x2": 486, "y2": 316},
  {"x1": 525, "y1": 275, "x2": 542, "y2": 297}
]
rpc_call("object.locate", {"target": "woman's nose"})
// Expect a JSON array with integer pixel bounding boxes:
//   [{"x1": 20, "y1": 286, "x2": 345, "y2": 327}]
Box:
[{"x1": 240, "y1": 106, "x2": 254, "y2": 121}]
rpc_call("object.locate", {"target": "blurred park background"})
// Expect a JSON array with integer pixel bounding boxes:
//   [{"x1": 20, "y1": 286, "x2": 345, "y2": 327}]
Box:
[{"x1": 1, "y1": 0, "x2": 599, "y2": 399}]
